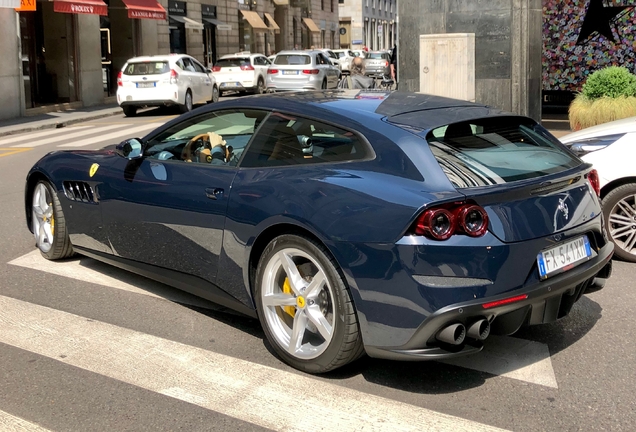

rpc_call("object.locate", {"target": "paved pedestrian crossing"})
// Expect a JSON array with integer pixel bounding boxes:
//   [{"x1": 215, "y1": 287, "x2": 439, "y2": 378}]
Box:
[
  {"x1": 1, "y1": 251, "x2": 514, "y2": 432},
  {"x1": 0, "y1": 122, "x2": 164, "y2": 151}
]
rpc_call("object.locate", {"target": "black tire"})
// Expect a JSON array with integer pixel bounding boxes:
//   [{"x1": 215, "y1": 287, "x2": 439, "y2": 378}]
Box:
[
  {"x1": 254, "y1": 234, "x2": 363, "y2": 374},
  {"x1": 180, "y1": 90, "x2": 193, "y2": 114},
  {"x1": 31, "y1": 181, "x2": 74, "y2": 260},
  {"x1": 209, "y1": 85, "x2": 219, "y2": 103},
  {"x1": 218, "y1": 89, "x2": 224, "y2": 98},
  {"x1": 255, "y1": 77, "x2": 265, "y2": 94},
  {"x1": 122, "y1": 105, "x2": 137, "y2": 117},
  {"x1": 602, "y1": 183, "x2": 636, "y2": 262}
]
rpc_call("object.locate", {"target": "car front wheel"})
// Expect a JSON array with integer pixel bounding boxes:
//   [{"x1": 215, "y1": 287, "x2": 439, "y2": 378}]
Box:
[
  {"x1": 31, "y1": 181, "x2": 74, "y2": 260},
  {"x1": 180, "y1": 90, "x2": 193, "y2": 114},
  {"x1": 603, "y1": 183, "x2": 636, "y2": 262},
  {"x1": 255, "y1": 234, "x2": 363, "y2": 373}
]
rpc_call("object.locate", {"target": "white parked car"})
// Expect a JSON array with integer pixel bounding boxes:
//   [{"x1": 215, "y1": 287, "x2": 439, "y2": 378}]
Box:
[
  {"x1": 560, "y1": 117, "x2": 636, "y2": 262},
  {"x1": 333, "y1": 49, "x2": 356, "y2": 73},
  {"x1": 117, "y1": 54, "x2": 218, "y2": 117},
  {"x1": 266, "y1": 50, "x2": 341, "y2": 91},
  {"x1": 317, "y1": 49, "x2": 342, "y2": 70},
  {"x1": 211, "y1": 52, "x2": 271, "y2": 96}
]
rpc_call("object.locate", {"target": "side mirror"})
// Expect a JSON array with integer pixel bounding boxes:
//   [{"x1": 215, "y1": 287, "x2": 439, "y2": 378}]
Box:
[
  {"x1": 206, "y1": 67, "x2": 213, "y2": 73},
  {"x1": 116, "y1": 138, "x2": 144, "y2": 159}
]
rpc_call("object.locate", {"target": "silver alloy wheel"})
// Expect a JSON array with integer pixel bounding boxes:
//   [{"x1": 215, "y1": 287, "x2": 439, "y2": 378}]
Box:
[
  {"x1": 212, "y1": 86, "x2": 219, "y2": 103},
  {"x1": 185, "y1": 91, "x2": 193, "y2": 111},
  {"x1": 608, "y1": 194, "x2": 636, "y2": 256},
  {"x1": 257, "y1": 78, "x2": 265, "y2": 94},
  {"x1": 32, "y1": 183, "x2": 54, "y2": 253},
  {"x1": 261, "y1": 247, "x2": 335, "y2": 360}
]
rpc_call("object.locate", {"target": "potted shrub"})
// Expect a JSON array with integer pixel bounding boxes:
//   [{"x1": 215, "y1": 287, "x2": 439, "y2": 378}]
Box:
[{"x1": 569, "y1": 66, "x2": 636, "y2": 131}]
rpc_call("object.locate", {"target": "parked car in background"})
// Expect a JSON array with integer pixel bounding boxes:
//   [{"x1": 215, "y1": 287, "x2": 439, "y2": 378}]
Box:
[
  {"x1": 333, "y1": 49, "x2": 356, "y2": 73},
  {"x1": 352, "y1": 50, "x2": 366, "y2": 59},
  {"x1": 211, "y1": 52, "x2": 271, "y2": 96},
  {"x1": 363, "y1": 51, "x2": 391, "y2": 78},
  {"x1": 560, "y1": 117, "x2": 636, "y2": 262},
  {"x1": 116, "y1": 54, "x2": 218, "y2": 117},
  {"x1": 26, "y1": 91, "x2": 613, "y2": 374},
  {"x1": 267, "y1": 50, "x2": 341, "y2": 91},
  {"x1": 317, "y1": 49, "x2": 342, "y2": 70}
]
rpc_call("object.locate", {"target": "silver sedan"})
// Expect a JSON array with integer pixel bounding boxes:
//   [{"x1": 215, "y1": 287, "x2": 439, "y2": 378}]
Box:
[
  {"x1": 364, "y1": 51, "x2": 391, "y2": 78},
  {"x1": 266, "y1": 50, "x2": 341, "y2": 92}
]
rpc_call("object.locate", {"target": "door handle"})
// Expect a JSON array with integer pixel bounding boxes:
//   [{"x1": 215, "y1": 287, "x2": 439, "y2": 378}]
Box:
[{"x1": 205, "y1": 187, "x2": 224, "y2": 200}]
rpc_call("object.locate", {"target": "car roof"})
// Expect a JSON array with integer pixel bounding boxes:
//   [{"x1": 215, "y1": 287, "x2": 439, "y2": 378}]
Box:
[
  {"x1": 560, "y1": 116, "x2": 636, "y2": 143},
  {"x1": 186, "y1": 90, "x2": 507, "y2": 133},
  {"x1": 220, "y1": 52, "x2": 265, "y2": 59},
  {"x1": 126, "y1": 54, "x2": 188, "y2": 63}
]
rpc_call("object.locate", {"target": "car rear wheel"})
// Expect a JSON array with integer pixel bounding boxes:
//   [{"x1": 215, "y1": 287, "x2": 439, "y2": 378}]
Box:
[
  {"x1": 122, "y1": 106, "x2": 137, "y2": 117},
  {"x1": 255, "y1": 234, "x2": 363, "y2": 373},
  {"x1": 603, "y1": 183, "x2": 636, "y2": 262},
  {"x1": 31, "y1": 181, "x2": 74, "y2": 260},
  {"x1": 180, "y1": 90, "x2": 193, "y2": 114},
  {"x1": 255, "y1": 77, "x2": 265, "y2": 94}
]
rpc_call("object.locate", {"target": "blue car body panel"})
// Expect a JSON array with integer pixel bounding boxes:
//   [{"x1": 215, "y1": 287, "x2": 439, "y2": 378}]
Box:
[{"x1": 25, "y1": 91, "x2": 614, "y2": 359}]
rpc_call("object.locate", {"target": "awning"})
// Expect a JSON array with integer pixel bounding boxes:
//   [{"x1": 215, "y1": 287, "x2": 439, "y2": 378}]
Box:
[
  {"x1": 272, "y1": 0, "x2": 289, "y2": 5},
  {"x1": 122, "y1": 0, "x2": 166, "y2": 20},
  {"x1": 0, "y1": 0, "x2": 20, "y2": 8},
  {"x1": 240, "y1": 10, "x2": 268, "y2": 32},
  {"x1": 302, "y1": 18, "x2": 320, "y2": 33},
  {"x1": 263, "y1": 13, "x2": 280, "y2": 34},
  {"x1": 202, "y1": 17, "x2": 224, "y2": 26},
  {"x1": 170, "y1": 15, "x2": 205, "y2": 30},
  {"x1": 53, "y1": 0, "x2": 107, "y2": 15}
]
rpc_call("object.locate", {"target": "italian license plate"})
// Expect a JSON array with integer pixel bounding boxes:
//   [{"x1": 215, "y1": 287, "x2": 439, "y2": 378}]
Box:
[
  {"x1": 283, "y1": 70, "x2": 298, "y2": 75},
  {"x1": 537, "y1": 236, "x2": 592, "y2": 279},
  {"x1": 222, "y1": 82, "x2": 238, "y2": 87},
  {"x1": 136, "y1": 82, "x2": 155, "y2": 88}
]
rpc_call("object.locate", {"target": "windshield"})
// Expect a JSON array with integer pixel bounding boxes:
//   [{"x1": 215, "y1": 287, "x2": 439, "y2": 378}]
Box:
[
  {"x1": 123, "y1": 61, "x2": 169, "y2": 75},
  {"x1": 274, "y1": 55, "x2": 311, "y2": 65},
  {"x1": 367, "y1": 52, "x2": 389, "y2": 60},
  {"x1": 426, "y1": 117, "x2": 580, "y2": 188},
  {"x1": 216, "y1": 58, "x2": 251, "y2": 68}
]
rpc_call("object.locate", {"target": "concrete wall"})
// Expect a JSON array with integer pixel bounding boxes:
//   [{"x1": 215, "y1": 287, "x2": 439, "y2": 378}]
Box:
[
  {"x1": 0, "y1": 9, "x2": 23, "y2": 120},
  {"x1": 77, "y1": 14, "x2": 105, "y2": 107},
  {"x1": 398, "y1": 0, "x2": 541, "y2": 121}
]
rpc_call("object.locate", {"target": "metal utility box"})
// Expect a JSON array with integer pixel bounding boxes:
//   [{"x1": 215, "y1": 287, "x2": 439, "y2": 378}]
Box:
[{"x1": 419, "y1": 33, "x2": 475, "y2": 102}]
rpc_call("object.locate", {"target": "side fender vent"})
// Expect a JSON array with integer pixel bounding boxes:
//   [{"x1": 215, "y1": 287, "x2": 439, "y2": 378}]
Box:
[{"x1": 63, "y1": 181, "x2": 98, "y2": 203}]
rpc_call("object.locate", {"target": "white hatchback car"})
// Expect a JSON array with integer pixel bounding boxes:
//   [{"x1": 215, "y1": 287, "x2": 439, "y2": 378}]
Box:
[
  {"x1": 333, "y1": 49, "x2": 356, "y2": 73},
  {"x1": 117, "y1": 54, "x2": 218, "y2": 117},
  {"x1": 212, "y1": 52, "x2": 271, "y2": 96},
  {"x1": 560, "y1": 117, "x2": 636, "y2": 262}
]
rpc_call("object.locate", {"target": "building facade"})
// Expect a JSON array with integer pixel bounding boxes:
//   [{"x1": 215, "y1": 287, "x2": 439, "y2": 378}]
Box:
[
  {"x1": 338, "y1": 0, "x2": 397, "y2": 51},
  {"x1": 0, "y1": 0, "x2": 338, "y2": 121}
]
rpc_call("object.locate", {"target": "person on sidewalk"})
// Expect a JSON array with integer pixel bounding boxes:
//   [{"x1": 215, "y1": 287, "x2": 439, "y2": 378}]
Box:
[
  {"x1": 390, "y1": 44, "x2": 398, "y2": 90},
  {"x1": 338, "y1": 57, "x2": 376, "y2": 89}
]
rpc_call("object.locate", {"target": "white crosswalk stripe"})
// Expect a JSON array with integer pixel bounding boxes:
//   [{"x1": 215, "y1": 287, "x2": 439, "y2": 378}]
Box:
[
  {"x1": 10, "y1": 124, "x2": 125, "y2": 148},
  {"x1": 57, "y1": 123, "x2": 163, "y2": 148},
  {"x1": 0, "y1": 126, "x2": 91, "y2": 147},
  {"x1": 0, "y1": 294, "x2": 507, "y2": 432},
  {"x1": 0, "y1": 409, "x2": 52, "y2": 431}
]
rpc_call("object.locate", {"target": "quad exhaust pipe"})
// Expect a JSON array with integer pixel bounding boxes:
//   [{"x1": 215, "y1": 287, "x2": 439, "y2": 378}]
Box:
[{"x1": 436, "y1": 319, "x2": 491, "y2": 345}]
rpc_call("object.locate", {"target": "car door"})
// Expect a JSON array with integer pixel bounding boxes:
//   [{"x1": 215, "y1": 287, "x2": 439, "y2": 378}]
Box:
[
  {"x1": 315, "y1": 53, "x2": 329, "y2": 87},
  {"x1": 181, "y1": 57, "x2": 203, "y2": 103},
  {"x1": 318, "y1": 53, "x2": 336, "y2": 87},
  {"x1": 192, "y1": 58, "x2": 213, "y2": 102},
  {"x1": 99, "y1": 109, "x2": 269, "y2": 291},
  {"x1": 254, "y1": 56, "x2": 269, "y2": 86}
]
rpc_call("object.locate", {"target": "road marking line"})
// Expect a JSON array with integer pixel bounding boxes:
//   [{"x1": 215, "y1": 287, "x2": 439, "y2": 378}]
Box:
[
  {"x1": 11, "y1": 125, "x2": 127, "y2": 148},
  {"x1": 58, "y1": 123, "x2": 163, "y2": 148},
  {"x1": 0, "y1": 126, "x2": 90, "y2": 147},
  {"x1": 0, "y1": 295, "x2": 508, "y2": 432},
  {"x1": 8, "y1": 250, "x2": 218, "y2": 310},
  {"x1": 0, "y1": 148, "x2": 32, "y2": 158},
  {"x1": 0, "y1": 409, "x2": 52, "y2": 431},
  {"x1": 441, "y1": 335, "x2": 558, "y2": 388}
]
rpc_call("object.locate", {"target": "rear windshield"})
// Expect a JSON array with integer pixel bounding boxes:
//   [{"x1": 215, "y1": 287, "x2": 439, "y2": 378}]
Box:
[
  {"x1": 426, "y1": 117, "x2": 580, "y2": 188},
  {"x1": 367, "y1": 52, "x2": 389, "y2": 60},
  {"x1": 274, "y1": 55, "x2": 311, "y2": 65},
  {"x1": 216, "y1": 58, "x2": 250, "y2": 68},
  {"x1": 123, "y1": 62, "x2": 169, "y2": 75}
]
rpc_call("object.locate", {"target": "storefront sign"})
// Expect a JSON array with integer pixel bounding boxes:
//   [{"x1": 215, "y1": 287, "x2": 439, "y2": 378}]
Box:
[
  {"x1": 168, "y1": 0, "x2": 186, "y2": 16},
  {"x1": 129, "y1": 10, "x2": 166, "y2": 20},
  {"x1": 237, "y1": 0, "x2": 250, "y2": 11},
  {"x1": 53, "y1": 0, "x2": 108, "y2": 16},
  {"x1": 201, "y1": 4, "x2": 216, "y2": 18},
  {"x1": 15, "y1": 0, "x2": 36, "y2": 12},
  {"x1": 217, "y1": 24, "x2": 232, "y2": 31}
]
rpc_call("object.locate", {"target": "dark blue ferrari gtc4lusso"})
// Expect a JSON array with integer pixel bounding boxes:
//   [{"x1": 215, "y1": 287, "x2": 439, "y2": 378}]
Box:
[{"x1": 25, "y1": 91, "x2": 614, "y2": 373}]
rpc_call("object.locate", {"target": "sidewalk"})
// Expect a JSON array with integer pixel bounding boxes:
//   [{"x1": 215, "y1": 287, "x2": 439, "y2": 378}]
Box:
[{"x1": 0, "y1": 104, "x2": 123, "y2": 137}]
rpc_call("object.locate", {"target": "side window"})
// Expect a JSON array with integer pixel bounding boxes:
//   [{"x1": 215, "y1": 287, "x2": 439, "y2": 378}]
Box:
[
  {"x1": 143, "y1": 110, "x2": 269, "y2": 167},
  {"x1": 254, "y1": 57, "x2": 264, "y2": 66},
  {"x1": 240, "y1": 113, "x2": 372, "y2": 168},
  {"x1": 192, "y1": 59, "x2": 206, "y2": 74},
  {"x1": 176, "y1": 59, "x2": 185, "y2": 70},
  {"x1": 182, "y1": 58, "x2": 197, "y2": 72}
]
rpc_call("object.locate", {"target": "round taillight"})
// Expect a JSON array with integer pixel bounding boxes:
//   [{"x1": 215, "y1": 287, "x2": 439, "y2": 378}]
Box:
[
  {"x1": 457, "y1": 205, "x2": 489, "y2": 237},
  {"x1": 417, "y1": 208, "x2": 455, "y2": 240}
]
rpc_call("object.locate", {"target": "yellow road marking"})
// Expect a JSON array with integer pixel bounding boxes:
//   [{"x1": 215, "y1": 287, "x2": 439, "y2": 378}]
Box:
[{"x1": 0, "y1": 147, "x2": 32, "y2": 157}]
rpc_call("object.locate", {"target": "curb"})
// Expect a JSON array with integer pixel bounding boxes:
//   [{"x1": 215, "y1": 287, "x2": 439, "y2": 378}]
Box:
[{"x1": 0, "y1": 108, "x2": 123, "y2": 138}]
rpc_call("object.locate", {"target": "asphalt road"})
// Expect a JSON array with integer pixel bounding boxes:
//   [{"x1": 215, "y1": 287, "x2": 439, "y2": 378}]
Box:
[{"x1": 0, "y1": 99, "x2": 635, "y2": 431}]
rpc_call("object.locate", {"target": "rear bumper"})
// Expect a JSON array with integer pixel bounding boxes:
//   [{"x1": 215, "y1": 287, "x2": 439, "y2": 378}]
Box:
[
  {"x1": 365, "y1": 240, "x2": 613, "y2": 361},
  {"x1": 117, "y1": 86, "x2": 181, "y2": 106}
]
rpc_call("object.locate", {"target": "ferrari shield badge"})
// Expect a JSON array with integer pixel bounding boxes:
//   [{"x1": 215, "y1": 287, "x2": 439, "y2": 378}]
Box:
[{"x1": 89, "y1": 163, "x2": 99, "y2": 178}]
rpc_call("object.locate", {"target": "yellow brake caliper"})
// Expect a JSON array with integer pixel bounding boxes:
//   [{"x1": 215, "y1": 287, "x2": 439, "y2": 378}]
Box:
[
  {"x1": 282, "y1": 277, "x2": 295, "y2": 317},
  {"x1": 50, "y1": 209, "x2": 54, "y2": 235}
]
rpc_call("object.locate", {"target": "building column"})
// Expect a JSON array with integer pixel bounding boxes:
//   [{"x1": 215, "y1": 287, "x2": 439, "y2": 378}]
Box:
[
  {"x1": 0, "y1": 9, "x2": 23, "y2": 120},
  {"x1": 76, "y1": 14, "x2": 104, "y2": 107}
]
